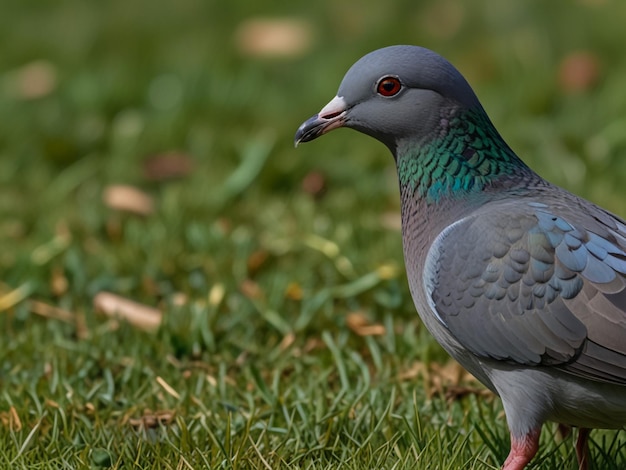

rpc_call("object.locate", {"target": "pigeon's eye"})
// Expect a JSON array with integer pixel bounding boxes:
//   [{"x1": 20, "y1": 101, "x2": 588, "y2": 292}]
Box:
[{"x1": 376, "y1": 76, "x2": 402, "y2": 97}]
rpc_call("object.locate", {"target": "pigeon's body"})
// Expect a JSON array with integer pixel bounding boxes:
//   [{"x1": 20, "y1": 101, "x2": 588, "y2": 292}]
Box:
[
  {"x1": 295, "y1": 46, "x2": 626, "y2": 469},
  {"x1": 402, "y1": 184, "x2": 626, "y2": 428}
]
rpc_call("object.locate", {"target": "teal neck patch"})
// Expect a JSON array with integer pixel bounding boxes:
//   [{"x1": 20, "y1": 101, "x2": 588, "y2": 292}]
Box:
[{"x1": 396, "y1": 108, "x2": 529, "y2": 203}]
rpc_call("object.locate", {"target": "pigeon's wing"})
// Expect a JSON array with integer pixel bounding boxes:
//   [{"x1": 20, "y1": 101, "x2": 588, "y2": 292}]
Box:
[{"x1": 426, "y1": 198, "x2": 626, "y2": 384}]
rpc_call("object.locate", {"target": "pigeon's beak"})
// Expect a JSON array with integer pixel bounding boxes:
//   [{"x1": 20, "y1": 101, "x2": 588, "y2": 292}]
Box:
[{"x1": 294, "y1": 96, "x2": 347, "y2": 147}]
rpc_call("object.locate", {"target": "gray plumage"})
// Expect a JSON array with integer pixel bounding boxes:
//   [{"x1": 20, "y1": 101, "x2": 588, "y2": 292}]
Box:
[{"x1": 295, "y1": 45, "x2": 626, "y2": 469}]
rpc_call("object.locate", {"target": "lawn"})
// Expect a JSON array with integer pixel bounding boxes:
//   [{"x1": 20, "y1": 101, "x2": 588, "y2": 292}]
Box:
[{"x1": 1, "y1": 1, "x2": 626, "y2": 468}]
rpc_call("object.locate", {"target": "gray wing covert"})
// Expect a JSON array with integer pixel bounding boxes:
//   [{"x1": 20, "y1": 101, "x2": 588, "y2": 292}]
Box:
[{"x1": 428, "y1": 200, "x2": 626, "y2": 384}]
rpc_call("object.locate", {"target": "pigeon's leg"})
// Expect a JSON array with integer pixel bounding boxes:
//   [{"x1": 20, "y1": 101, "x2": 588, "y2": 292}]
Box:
[
  {"x1": 502, "y1": 428, "x2": 540, "y2": 470},
  {"x1": 575, "y1": 428, "x2": 590, "y2": 470}
]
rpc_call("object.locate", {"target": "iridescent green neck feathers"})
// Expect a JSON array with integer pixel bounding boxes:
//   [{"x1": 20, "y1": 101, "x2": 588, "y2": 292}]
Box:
[{"x1": 397, "y1": 108, "x2": 531, "y2": 204}]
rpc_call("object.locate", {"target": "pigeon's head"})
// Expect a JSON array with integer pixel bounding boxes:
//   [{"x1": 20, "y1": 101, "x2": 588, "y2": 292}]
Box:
[{"x1": 295, "y1": 45, "x2": 481, "y2": 154}]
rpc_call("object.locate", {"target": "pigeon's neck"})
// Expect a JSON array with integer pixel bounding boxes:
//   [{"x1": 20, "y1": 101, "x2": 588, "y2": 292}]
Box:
[{"x1": 395, "y1": 107, "x2": 536, "y2": 205}]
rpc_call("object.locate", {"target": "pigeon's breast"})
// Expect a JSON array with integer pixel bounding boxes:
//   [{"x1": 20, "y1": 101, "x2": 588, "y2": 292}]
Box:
[{"x1": 399, "y1": 192, "x2": 497, "y2": 388}]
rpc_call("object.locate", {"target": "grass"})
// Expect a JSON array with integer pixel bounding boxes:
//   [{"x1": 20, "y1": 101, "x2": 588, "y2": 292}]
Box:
[{"x1": 1, "y1": 0, "x2": 626, "y2": 468}]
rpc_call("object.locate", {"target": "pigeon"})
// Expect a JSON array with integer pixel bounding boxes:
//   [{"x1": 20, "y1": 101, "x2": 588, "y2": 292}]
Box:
[{"x1": 295, "y1": 45, "x2": 626, "y2": 470}]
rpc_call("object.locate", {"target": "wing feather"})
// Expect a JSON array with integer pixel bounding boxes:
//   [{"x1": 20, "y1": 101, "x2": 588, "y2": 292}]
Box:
[{"x1": 428, "y1": 198, "x2": 626, "y2": 384}]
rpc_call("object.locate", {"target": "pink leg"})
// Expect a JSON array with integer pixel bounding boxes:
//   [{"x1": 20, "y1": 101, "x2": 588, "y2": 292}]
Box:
[
  {"x1": 502, "y1": 428, "x2": 541, "y2": 470},
  {"x1": 575, "y1": 428, "x2": 590, "y2": 470}
]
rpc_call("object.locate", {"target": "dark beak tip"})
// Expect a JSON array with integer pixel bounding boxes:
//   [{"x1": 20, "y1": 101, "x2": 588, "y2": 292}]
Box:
[
  {"x1": 294, "y1": 114, "x2": 321, "y2": 147},
  {"x1": 295, "y1": 95, "x2": 348, "y2": 148}
]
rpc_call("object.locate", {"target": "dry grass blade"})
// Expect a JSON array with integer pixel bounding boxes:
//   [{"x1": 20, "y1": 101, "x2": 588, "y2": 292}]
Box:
[
  {"x1": 156, "y1": 376, "x2": 181, "y2": 400},
  {"x1": 29, "y1": 300, "x2": 74, "y2": 322},
  {"x1": 0, "y1": 283, "x2": 32, "y2": 311}
]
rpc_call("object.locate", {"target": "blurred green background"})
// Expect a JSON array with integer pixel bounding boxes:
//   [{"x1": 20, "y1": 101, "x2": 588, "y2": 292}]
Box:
[{"x1": 1, "y1": 0, "x2": 626, "y2": 468}]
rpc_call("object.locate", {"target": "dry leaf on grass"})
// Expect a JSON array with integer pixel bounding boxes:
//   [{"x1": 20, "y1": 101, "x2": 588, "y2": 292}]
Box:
[
  {"x1": 93, "y1": 292, "x2": 162, "y2": 332},
  {"x1": 0, "y1": 406, "x2": 22, "y2": 431},
  {"x1": 346, "y1": 311, "x2": 386, "y2": 336},
  {"x1": 247, "y1": 249, "x2": 269, "y2": 275},
  {"x1": 128, "y1": 409, "x2": 175, "y2": 430},
  {"x1": 279, "y1": 332, "x2": 296, "y2": 351},
  {"x1": 170, "y1": 292, "x2": 188, "y2": 307},
  {"x1": 235, "y1": 17, "x2": 313, "y2": 58},
  {"x1": 429, "y1": 361, "x2": 485, "y2": 399},
  {"x1": 291, "y1": 337, "x2": 324, "y2": 358},
  {"x1": 397, "y1": 361, "x2": 427, "y2": 381},
  {"x1": 444, "y1": 385, "x2": 492, "y2": 403},
  {"x1": 142, "y1": 152, "x2": 194, "y2": 181},
  {"x1": 4, "y1": 60, "x2": 58, "y2": 99},
  {"x1": 84, "y1": 402, "x2": 96, "y2": 415},
  {"x1": 102, "y1": 185, "x2": 154, "y2": 215},
  {"x1": 399, "y1": 360, "x2": 488, "y2": 401},
  {"x1": 50, "y1": 266, "x2": 69, "y2": 296},
  {"x1": 45, "y1": 398, "x2": 60, "y2": 409},
  {"x1": 284, "y1": 282, "x2": 303, "y2": 301},
  {"x1": 239, "y1": 279, "x2": 263, "y2": 300}
]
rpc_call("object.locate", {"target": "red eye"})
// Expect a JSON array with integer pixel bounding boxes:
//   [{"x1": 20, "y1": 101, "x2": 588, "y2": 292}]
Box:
[{"x1": 376, "y1": 76, "x2": 402, "y2": 97}]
